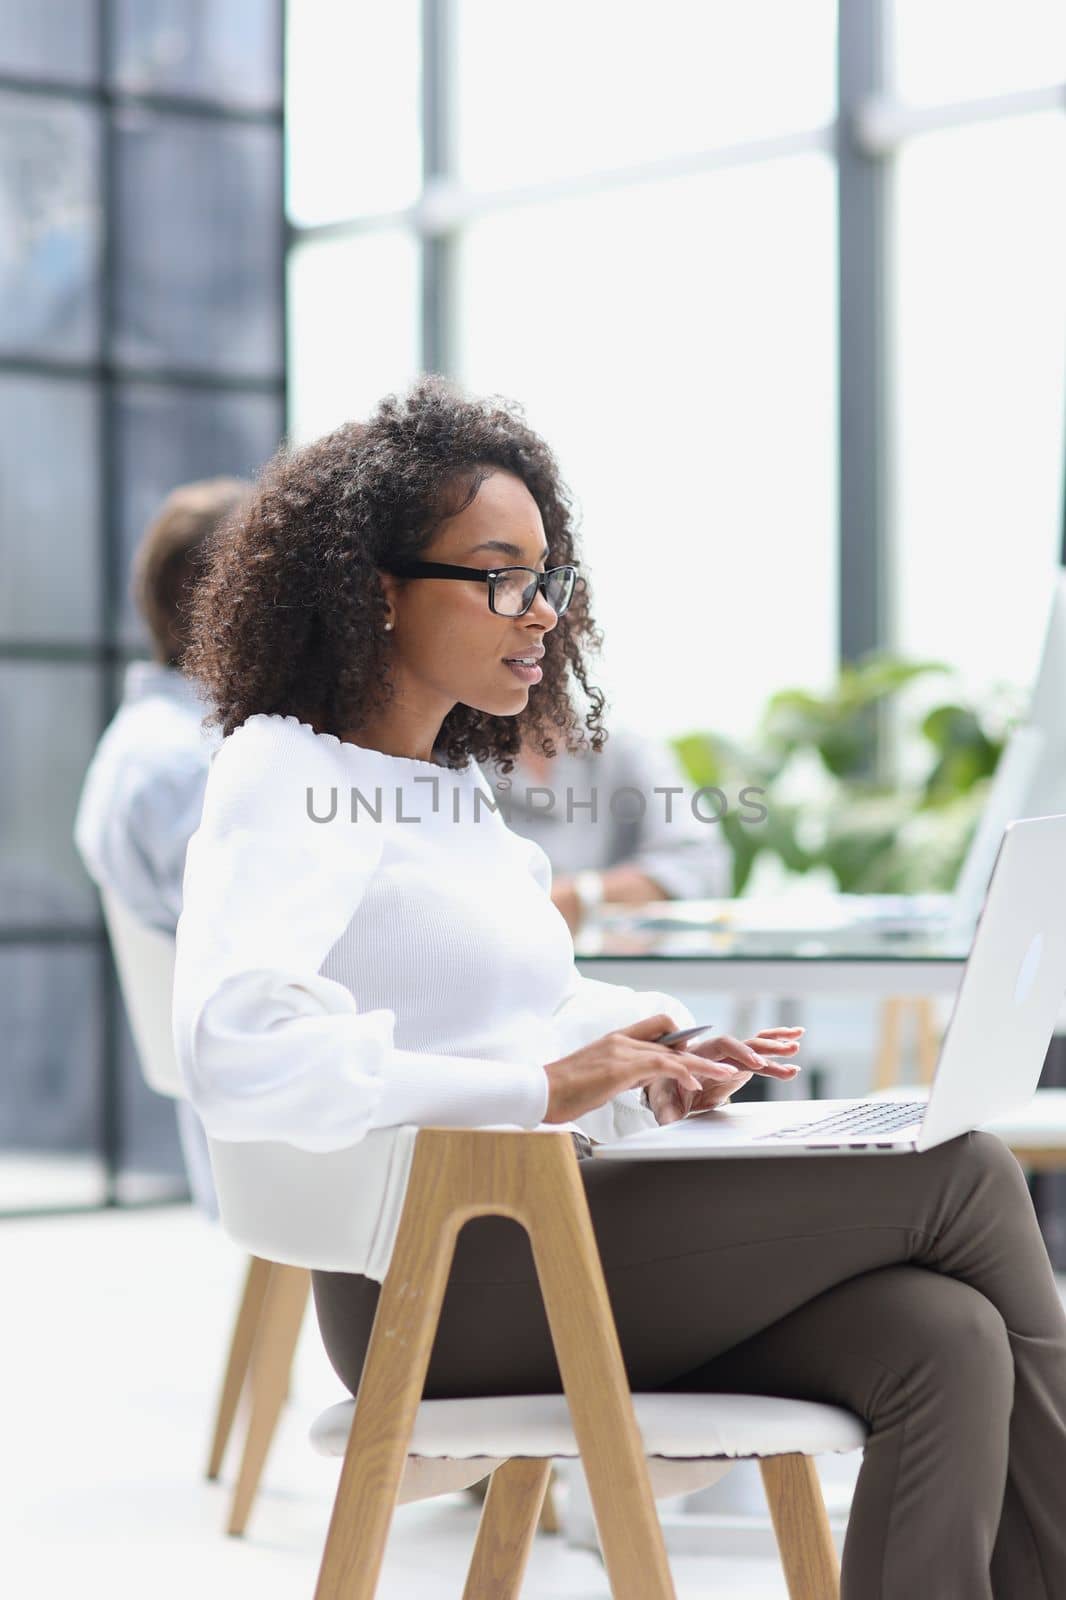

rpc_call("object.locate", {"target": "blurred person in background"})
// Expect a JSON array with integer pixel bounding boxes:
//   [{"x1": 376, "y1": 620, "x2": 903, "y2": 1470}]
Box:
[
  {"x1": 74, "y1": 476, "x2": 251, "y2": 1213},
  {"x1": 481, "y1": 725, "x2": 732, "y2": 935}
]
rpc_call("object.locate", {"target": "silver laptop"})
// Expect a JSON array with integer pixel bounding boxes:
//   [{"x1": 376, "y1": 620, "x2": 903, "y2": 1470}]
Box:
[{"x1": 594, "y1": 812, "x2": 1066, "y2": 1162}]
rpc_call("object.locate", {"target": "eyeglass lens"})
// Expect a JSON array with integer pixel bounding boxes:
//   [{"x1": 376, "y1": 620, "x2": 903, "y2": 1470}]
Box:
[{"x1": 493, "y1": 567, "x2": 575, "y2": 617}]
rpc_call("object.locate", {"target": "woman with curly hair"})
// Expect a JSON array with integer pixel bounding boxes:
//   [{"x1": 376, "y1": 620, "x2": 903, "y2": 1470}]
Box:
[{"x1": 173, "y1": 374, "x2": 1066, "y2": 1599}]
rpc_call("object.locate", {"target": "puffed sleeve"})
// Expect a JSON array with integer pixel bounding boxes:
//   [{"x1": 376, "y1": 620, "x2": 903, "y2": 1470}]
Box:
[
  {"x1": 525, "y1": 836, "x2": 698, "y2": 1141},
  {"x1": 172, "y1": 716, "x2": 549, "y2": 1153}
]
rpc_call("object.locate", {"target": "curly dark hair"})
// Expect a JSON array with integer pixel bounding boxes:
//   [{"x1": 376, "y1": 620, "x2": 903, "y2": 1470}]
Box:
[{"x1": 184, "y1": 374, "x2": 609, "y2": 774}]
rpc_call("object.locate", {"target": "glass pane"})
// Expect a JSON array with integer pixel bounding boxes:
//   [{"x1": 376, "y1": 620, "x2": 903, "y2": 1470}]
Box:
[
  {"x1": 892, "y1": 116, "x2": 1066, "y2": 700},
  {"x1": 892, "y1": 0, "x2": 1066, "y2": 104},
  {"x1": 457, "y1": 155, "x2": 839, "y2": 742},
  {"x1": 0, "y1": 943, "x2": 106, "y2": 1210},
  {"x1": 0, "y1": 0, "x2": 97, "y2": 85},
  {"x1": 0, "y1": 376, "x2": 101, "y2": 645},
  {"x1": 287, "y1": 229, "x2": 421, "y2": 443},
  {"x1": 116, "y1": 1001, "x2": 188, "y2": 1205},
  {"x1": 115, "y1": 383, "x2": 284, "y2": 647},
  {"x1": 455, "y1": 0, "x2": 837, "y2": 189},
  {"x1": 110, "y1": 0, "x2": 283, "y2": 111},
  {"x1": 0, "y1": 94, "x2": 101, "y2": 360},
  {"x1": 0, "y1": 663, "x2": 101, "y2": 928},
  {"x1": 285, "y1": 0, "x2": 421, "y2": 224},
  {"x1": 113, "y1": 108, "x2": 283, "y2": 377}
]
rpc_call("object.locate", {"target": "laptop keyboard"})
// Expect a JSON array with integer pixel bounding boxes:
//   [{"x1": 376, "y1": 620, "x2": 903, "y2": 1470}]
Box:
[{"x1": 756, "y1": 1099, "x2": 928, "y2": 1143}]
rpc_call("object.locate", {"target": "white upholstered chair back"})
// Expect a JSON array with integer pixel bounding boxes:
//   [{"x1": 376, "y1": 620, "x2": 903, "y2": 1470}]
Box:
[
  {"x1": 99, "y1": 886, "x2": 183, "y2": 1098},
  {"x1": 205, "y1": 1127, "x2": 417, "y2": 1277},
  {"x1": 97, "y1": 882, "x2": 405, "y2": 1271}
]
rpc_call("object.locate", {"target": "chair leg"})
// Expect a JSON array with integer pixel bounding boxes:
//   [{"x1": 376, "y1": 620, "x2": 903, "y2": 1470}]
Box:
[
  {"x1": 759, "y1": 1454, "x2": 840, "y2": 1600},
  {"x1": 537, "y1": 1471, "x2": 559, "y2": 1534},
  {"x1": 462, "y1": 1458, "x2": 552, "y2": 1600},
  {"x1": 314, "y1": 1129, "x2": 674, "y2": 1600},
  {"x1": 915, "y1": 996, "x2": 941, "y2": 1085},
  {"x1": 226, "y1": 1263, "x2": 311, "y2": 1536},
  {"x1": 466, "y1": 1465, "x2": 559, "y2": 1531},
  {"x1": 873, "y1": 997, "x2": 905, "y2": 1091},
  {"x1": 312, "y1": 1200, "x2": 464, "y2": 1597},
  {"x1": 206, "y1": 1254, "x2": 272, "y2": 1481},
  {"x1": 522, "y1": 1157, "x2": 675, "y2": 1598}
]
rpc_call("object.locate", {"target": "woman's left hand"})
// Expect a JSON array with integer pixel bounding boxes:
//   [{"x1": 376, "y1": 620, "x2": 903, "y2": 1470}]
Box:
[{"x1": 645, "y1": 1027, "x2": 805, "y2": 1125}]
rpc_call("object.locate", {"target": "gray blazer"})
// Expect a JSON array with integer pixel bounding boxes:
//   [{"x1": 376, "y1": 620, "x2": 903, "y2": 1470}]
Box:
[
  {"x1": 74, "y1": 661, "x2": 218, "y2": 934},
  {"x1": 480, "y1": 725, "x2": 732, "y2": 899}
]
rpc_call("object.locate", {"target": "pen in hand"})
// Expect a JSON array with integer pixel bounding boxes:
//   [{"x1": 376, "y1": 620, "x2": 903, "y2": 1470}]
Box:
[{"x1": 655, "y1": 1022, "x2": 805, "y2": 1086}]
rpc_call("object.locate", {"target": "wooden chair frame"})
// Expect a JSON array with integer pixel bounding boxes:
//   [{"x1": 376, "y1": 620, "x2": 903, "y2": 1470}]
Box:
[
  {"x1": 874, "y1": 995, "x2": 941, "y2": 1092},
  {"x1": 313, "y1": 1126, "x2": 840, "y2": 1600},
  {"x1": 205, "y1": 1255, "x2": 312, "y2": 1535}
]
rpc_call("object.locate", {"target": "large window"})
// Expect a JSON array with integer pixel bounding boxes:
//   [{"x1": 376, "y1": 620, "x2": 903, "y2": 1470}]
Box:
[
  {"x1": 887, "y1": 5, "x2": 1066, "y2": 700},
  {"x1": 286, "y1": 1, "x2": 840, "y2": 741},
  {"x1": 456, "y1": 155, "x2": 838, "y2": 740},
  {"x1": 286, "y1": 2, "x2": 1066, "y2": 746},
  {"x1": 0, "y1": 1, "x2": 285, "y2": 1212},
  {"x1": 452, "y1": 0, "x2": 836, "y2": 185}
]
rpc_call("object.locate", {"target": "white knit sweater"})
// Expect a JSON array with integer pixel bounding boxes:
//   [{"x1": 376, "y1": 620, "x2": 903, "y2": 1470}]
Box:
[{"x1": 171, "y1": 713, "x2": 696, "y2": 1160}]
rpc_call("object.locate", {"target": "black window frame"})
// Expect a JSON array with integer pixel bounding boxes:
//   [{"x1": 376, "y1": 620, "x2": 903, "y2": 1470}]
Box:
[{"x1": 0, "y1": 0, "x2": 287, "y2": 1216}]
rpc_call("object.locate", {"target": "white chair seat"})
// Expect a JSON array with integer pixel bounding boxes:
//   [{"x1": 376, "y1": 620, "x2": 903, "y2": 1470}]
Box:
[{"x1": 311, "y1": 1391, "x2": 867, "y2": 1505}]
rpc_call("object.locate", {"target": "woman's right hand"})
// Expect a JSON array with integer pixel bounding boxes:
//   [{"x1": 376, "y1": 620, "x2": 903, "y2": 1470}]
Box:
[{"x1": 541, "y1": 1013, "x2": 743, "y2": 1124}]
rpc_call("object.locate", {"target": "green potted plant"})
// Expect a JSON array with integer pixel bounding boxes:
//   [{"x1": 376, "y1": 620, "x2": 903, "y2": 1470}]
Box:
[{"x1": 671, "y1": 653, "x2": 1023, "y2": 896}]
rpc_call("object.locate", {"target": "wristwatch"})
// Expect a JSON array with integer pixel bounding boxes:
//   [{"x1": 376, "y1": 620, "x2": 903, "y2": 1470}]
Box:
[{"x1": 573, "y1": 868, "x2": 606, "y2": 925}]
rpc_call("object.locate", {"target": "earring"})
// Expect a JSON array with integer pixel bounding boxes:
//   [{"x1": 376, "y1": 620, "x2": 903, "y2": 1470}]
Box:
[{"x1": 384, "y1": 620, "x2": 394, "y2": 631}]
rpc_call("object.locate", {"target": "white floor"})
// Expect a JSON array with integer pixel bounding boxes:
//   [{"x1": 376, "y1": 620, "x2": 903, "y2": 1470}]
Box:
[{"x1": 1, "y1": 1203, "x2": 1047, "y2": 1599}]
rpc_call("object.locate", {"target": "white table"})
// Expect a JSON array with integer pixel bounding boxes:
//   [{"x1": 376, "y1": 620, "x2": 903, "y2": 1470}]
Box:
[{"x1": 574, "y1": 911, "x2": 971, "y2": 998}]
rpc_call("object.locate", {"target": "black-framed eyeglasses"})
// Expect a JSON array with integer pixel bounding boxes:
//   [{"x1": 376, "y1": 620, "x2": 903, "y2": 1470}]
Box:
[{"x1": 381, "y1": 560, "x2": 578, "y2": 618}]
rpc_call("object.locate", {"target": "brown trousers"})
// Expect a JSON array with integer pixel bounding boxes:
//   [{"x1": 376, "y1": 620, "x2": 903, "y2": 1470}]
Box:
[{"x1": 312, "y1": 1130, "x2": 1066, "y2": 1599}]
